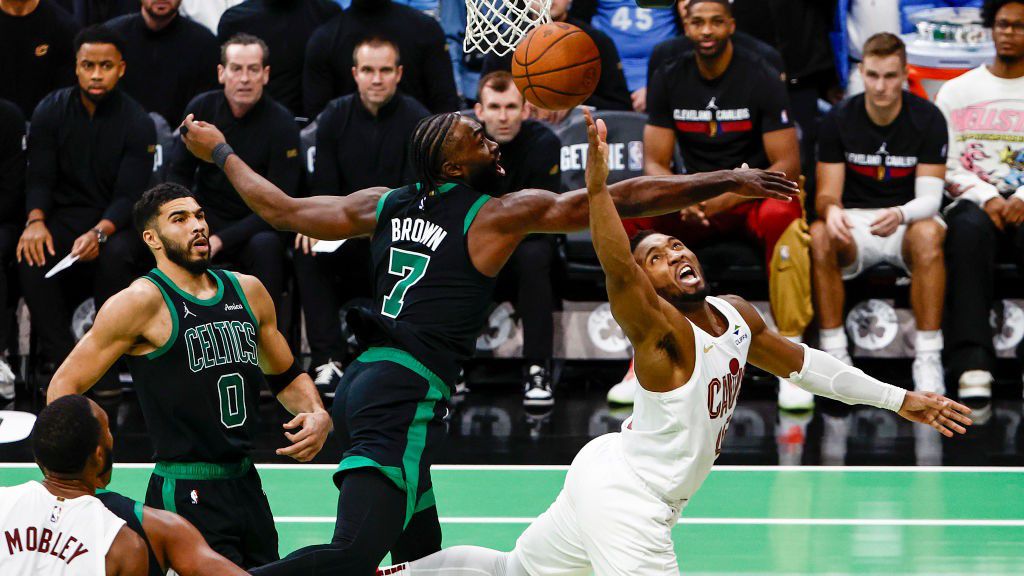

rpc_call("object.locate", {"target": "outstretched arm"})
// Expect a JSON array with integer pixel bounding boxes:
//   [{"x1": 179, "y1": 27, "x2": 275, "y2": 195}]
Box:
[
  {"x1": 237, "y1": 273, "x2": 332, "y2": 462},
  {"x1": 724, "y1": 295, "x2": 973, "y2": 438},
  {"x1": 585, "y1": 111, "x2": 692, "y2": 393},
  {"x1": 143, "y1": 506, "x2": 249, "y2": 576},
  {"x1": 179, "y1": 115, "x2": 383, "y2": 240}
]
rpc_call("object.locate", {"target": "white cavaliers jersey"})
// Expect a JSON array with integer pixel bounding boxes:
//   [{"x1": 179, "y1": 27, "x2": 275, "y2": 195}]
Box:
[
  {"x1": 0, "y1": 481, "x2": 126, "y2": 575},
  {"x1": 621, "y1": 296, "x2": 751, "y2": 504}
]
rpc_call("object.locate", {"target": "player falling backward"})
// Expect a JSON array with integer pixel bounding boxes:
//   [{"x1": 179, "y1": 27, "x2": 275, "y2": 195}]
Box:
[
  {"x1": 373, "y1": 116, "x2": 975, "y2": 575},
  {"x1": 179, "y1": 107, "x2": 796, "y2": 576}
]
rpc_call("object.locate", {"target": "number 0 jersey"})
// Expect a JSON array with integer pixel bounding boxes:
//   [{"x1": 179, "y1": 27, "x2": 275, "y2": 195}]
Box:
[
  {"x1": 349, "y1": 182, "x2": 497, "y2": 387},
  {"x1": 125, "y1": 268, "x2": 266, "y2": 463}
]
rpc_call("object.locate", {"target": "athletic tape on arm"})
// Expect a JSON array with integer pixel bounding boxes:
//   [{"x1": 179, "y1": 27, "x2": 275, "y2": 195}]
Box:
[
  {"x1": 787, "y1": 345, "x2": 906, "y2": 411},
  {"x1": 898, "y1": 176, "x2": 943, "y2": 223}
]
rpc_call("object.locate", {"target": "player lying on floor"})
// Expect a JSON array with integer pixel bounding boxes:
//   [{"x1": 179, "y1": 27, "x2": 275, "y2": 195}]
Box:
[{"x1": 373, "y1": 110, "x2": 973, "y2": 576}]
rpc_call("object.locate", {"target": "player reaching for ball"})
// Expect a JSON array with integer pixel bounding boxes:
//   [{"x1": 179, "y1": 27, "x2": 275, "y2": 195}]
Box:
[
  {"x1": 179, "y1": 108, "x2": 797, "y2": 575},
  {"x1": 373, "y1": 87, "x2": 974, "y2": 576}
]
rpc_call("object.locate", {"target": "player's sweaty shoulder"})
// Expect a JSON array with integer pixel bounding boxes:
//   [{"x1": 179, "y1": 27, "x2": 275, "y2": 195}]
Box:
[{"x1": 718, "y1": 294, "x2": 765, "y2": 334}]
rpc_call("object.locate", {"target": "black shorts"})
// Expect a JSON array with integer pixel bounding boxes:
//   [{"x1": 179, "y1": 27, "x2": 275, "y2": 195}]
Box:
[
  {"x1": 332, "y1": 347, "x2": 450, "y2": 527},
  {"x1": 146, "y1": 459, "x2": 279, "y2": 568}
]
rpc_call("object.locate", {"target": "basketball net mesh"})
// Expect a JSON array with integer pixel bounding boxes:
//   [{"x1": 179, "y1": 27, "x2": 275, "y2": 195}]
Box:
[{"x1": 464, "y1": 0, "x2": 552, "y2": 56}]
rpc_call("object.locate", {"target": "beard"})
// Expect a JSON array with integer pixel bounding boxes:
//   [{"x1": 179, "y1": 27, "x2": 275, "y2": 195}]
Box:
[
  {"x1": 160, "y1": 231, "x2": 210, "y2": 275},
  {"x1": 467, "y1": 161, "x2": 504, "y2": 194},
  {"x1": 669, "y1": 283, "x2": 710, "y2": 307}
]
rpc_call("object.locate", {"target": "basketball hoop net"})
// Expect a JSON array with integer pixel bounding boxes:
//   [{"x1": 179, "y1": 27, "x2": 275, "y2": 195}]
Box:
[{"x1": 464, "y1": 0, "x2": 552, "y2": 56}]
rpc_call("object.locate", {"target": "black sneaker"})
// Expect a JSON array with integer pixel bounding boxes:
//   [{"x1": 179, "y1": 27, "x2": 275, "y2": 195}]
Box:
[
  {"x1": 523, "y1": 365, "x2": 553, "y2": 408},
  {"x1": 313, "y1": 360, "x2": 343, "y2": 399}
]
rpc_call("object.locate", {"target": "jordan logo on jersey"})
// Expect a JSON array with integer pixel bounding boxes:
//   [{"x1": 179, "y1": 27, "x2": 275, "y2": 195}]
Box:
[
  {"x1": 184, "y1": 321, "x2": 258, "y2": 373},
  {"x1": 182, "y1": 304, "x2": 197, "y2": 319}
]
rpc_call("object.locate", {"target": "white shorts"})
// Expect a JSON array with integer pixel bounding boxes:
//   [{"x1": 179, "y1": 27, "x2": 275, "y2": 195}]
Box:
[
  {"x1": 514, "y1": 434, "x2": 681, "y2": 576},
  {"x1": 841, "y1": 208, "x2": 911, "y2": 280}
]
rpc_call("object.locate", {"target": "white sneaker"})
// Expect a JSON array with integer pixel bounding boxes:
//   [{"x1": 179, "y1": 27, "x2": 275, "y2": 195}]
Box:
[
  {"x1": 313, "y1": 360, "x2": 343, "y2": 399},
  {"x1": 912, "y1": 353, "x2": 945, "y2": 394},
  {"x1": 0, "y1": 359, "x2": 14, "y2": 401},
  {"x1": 607, "y1": 359, "x2": 638, "y2": 405},
  {"x1": 523, "y1": 365, "x2": 554, "y2": 408},
  {"x1": 958, "y1": 370, "x2": 993, "y2": 400},
  {"x1": 778, "y1": 378, "x2": 814, "y2": 411}
]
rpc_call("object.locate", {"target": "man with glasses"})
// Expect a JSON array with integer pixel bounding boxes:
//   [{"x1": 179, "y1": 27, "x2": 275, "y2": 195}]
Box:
[{"x1": 935, "y1": 0, "x2": 1024, "y2": 402}]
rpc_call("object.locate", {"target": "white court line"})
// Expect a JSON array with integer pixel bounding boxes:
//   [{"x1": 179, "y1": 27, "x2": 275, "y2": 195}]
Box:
[
  {"x1": 272, "y1": 517, "x2": 1024, "y2": 527},
  {"x1": 1, "y1": 464, "x2": 1023, "y2": 473}
]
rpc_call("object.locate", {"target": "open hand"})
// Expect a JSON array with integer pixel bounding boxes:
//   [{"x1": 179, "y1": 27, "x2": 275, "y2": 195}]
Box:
[
  {"x1": 584, "y1": 109, "x2": 609, "y2": 193},
  {"x1": 295, "y1": 233, "x2": 319, "y2": 255},
  {"x1": 732, "y1": 163, "x2": 799, "y2": 202},
  {"x1": 276, "y1": 409, "x2": 332, "y2": 462},
  {"x1": 180, "y1": 114, "x2": 227, "y2": 163},
  {"x1": 897, "y1": 391, "x2": 972, "y2": 438},
  {"x1": 16, "y1": 221, "x2": 55, "y2": 267},
  {"x1": 679, "y1": 203, "x2": 709, "y2": 227}
]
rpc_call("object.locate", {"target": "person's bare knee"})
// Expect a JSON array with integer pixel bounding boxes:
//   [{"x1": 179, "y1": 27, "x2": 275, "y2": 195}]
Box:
[{"x1": 904, "y1": 219, "x2": 945, "y2": 268}]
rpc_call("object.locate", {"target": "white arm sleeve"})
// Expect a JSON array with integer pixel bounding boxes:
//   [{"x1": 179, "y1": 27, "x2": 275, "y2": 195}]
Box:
[
  {"x1": 787, "y1": 345, "x2": 907, "y2": 412},
  {"x1": 948, "y1": 172, "x2": 1001, "y2": 206},
  {"x1": 897, "y1": 176, "x2": 943, "y2": 223}
]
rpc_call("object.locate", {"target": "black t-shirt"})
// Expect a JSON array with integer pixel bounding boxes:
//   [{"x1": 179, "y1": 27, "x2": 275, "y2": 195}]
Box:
[
  {"x1": 0, "y1": 0, "x2": 79, "y2": 118},
  {"x1": 169, "y1": 91, "x2": 301, "y2": 251},
  {"x1": 647, "y1": 50, "x2": 793, "y2": 173},
  {"x1": 303, "y1": 1, "x2": 459, "y2": 119},
  {"x1": 817, "y1": 91, "x2": 948, "y2": 209},
  {"x1": 53, "y1": 0, "x2": 134, "y2": 25},
  {"x1": 217, "y1": 0, "x2": 342, "y2": 116},
  {"x1": 311, "y1": 93, "x2": 429, "y2": 196},
  {"x1": 105, "y1": 13, "x2": 220, "y2": 125},
  {"x1": 491, "y1": 120, "x2": 562, "y2": 196},
  {"x1": 0, "y1": 99, "x2": 26, "y2": 227},
  {"x1": 27, "y1": 87, "x2": 156, "y2": 230},
  {"x1": 647, "y1": 32, "x2": 785, "y2": 88}
]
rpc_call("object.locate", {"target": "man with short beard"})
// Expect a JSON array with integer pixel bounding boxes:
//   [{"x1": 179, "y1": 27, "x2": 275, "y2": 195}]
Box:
[
  {"x1": 105, "y1": 0, "x2": 219, "y2": 125},
  {"x1": 16, "y1": 25, "x2": 155, "y2": 393},
  {"x1": 936, "y1": 0, "x2": 1024, "y2": 401},
  {"x1": 47, "y1": 183, "x2": 332, "y2": 569}
]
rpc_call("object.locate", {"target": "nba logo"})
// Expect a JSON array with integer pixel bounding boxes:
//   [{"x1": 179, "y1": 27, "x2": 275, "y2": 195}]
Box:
[
  {"x1": 190, "y1": 489, "x2": 199, "y2": 505},
  {"x1": 49, "y1": 504, "x2": 62, "y2": 524},
  {"x1": 627, "y1": 141, "x2": 643, "y2": 172}
]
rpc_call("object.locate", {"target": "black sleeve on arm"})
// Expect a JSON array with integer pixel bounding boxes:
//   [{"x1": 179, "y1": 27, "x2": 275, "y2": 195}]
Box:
[
  {"x1": 25, "y1": 98, "x2": 60, "y2": 217},
  {"x1": 310, "y1": 103, "x2": 342, "y2": 196},
  {"x1": 215, "y1": 213, "x2": 273, "y2": 251},
  {"x1": 420, "y1": 19, "x2": 461, "y2": 112},
  {"x1": 755, "y1": 64, "x2": 794, "y2": 134},
  {"x1": 588, "y1": 29, "x2": 632, "y2": 111},
  {"x1": 815, "y1": 109, "x2": 844, "y2": 164},
  {"x1": 0, "y1": 103, "x2": 26, "y2": 220},
  {"x1": 919, "y1": 105, "x2": 949, "y2": 165},
  {"x1": 166, "y1": 95, "x2": 204, "y2": 188},
  {"x1": 645, "y1": 66, "x2": 674, "y2": 129},
  {"x1": 303, "y1": 25, "x2": 337, "y2": 120},
  {"x1": 106, "y1": 111, "x2": 156, "y2": 229}
]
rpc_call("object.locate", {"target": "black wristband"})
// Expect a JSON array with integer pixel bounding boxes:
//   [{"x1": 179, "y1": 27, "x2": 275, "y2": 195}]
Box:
[
  {"x1": 266, "y1": 359, "x2": 304, "y2": 395},
  {"x1": 212, "y1": 142, "x2": 235, "y2": 170}
]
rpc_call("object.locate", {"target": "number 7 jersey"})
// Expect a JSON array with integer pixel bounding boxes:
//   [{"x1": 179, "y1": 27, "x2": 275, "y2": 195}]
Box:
[{"x1": 349, "y1": 182, "x2": 497, "y2": 387}]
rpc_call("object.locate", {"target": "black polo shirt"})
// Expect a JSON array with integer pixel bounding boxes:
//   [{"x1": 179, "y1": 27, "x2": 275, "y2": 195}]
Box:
[
  {"x1": 0, "y1": 0, "x2": 79, "y2": 118},
  {"x1": 0, "y1": 99, "x2": 26, "y2": 227},
  {"x1": 217, "y1": 0, "x2": 342, "y2": 116},
  {"x1": 105, "y1": 12, "x2": 219, "y2": 125},
  {"x1": 169, "y1": 91, "x2": 301, "y2": 250},
  {"x1": 482, "y1": 16, "x2": 631, "y2": 111},
  {"x1": 491, "y1": 119, "x2": 562, "y2": 196},
  {"x1": 311, "y1": 93, "x2": 429, "y2": 197},
  {"x1": 817, "y1": 91, "x2": 948, "y2": 209},
  {"x1": 26, "y1": 87, "x2": 155, "y2": 231},
  {"x1": 647, "y1": 49, "x2": 792, "y2": 173},
  {"x1": 303, "y1": 0, "x2": 460, "y2": 119}
]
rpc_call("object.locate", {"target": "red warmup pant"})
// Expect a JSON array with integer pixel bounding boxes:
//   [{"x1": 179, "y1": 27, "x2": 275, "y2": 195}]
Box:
[{"x1": 622, "y1": 198, "x2": 801, "y2": 273}]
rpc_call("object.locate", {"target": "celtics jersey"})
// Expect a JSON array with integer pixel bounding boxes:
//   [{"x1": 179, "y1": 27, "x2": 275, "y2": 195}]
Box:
[
  {"x1": 348, "y1": 182, "x2": 497, "y2": 387},
  {"x1": 125, "y1": 268, "x2": 265, "y2": 463}
]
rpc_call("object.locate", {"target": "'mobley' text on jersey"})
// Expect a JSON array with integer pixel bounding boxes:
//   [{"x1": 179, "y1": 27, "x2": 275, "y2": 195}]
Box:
[
  {"x1": 4, "y1": 526, "x2": 89, "y2": 565},
  {"x1": 185, "y1": 320, "x2": 258, "y2": 373},
  {"x1": 391, "y1": 218, "x2": 448, "y2": 252}
]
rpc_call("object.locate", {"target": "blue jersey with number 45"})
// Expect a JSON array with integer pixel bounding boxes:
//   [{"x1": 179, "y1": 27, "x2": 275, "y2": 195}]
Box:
[
  {"x1": 592, "y1": 0, "x2": 678, "y2": 92},
  {"x1": 348, "y1": 181, "x2": 497, "y2": 387}
]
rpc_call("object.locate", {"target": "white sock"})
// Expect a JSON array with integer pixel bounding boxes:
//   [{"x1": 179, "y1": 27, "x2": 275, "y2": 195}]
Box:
[
  {"x1": 819, "y1": 327, "x2": 848, "y2": 356},
  {"x1": 915, "y1": 330, "x2": 943, "y2": 357},
  {"x1": 388, "y1": 546, "x2": 528, "y2": 576}
]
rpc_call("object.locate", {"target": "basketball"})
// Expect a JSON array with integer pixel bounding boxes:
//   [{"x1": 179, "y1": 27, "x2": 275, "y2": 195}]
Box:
[{"x1": 511, "y1": 22, "x2": 601, "y2": 111}]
